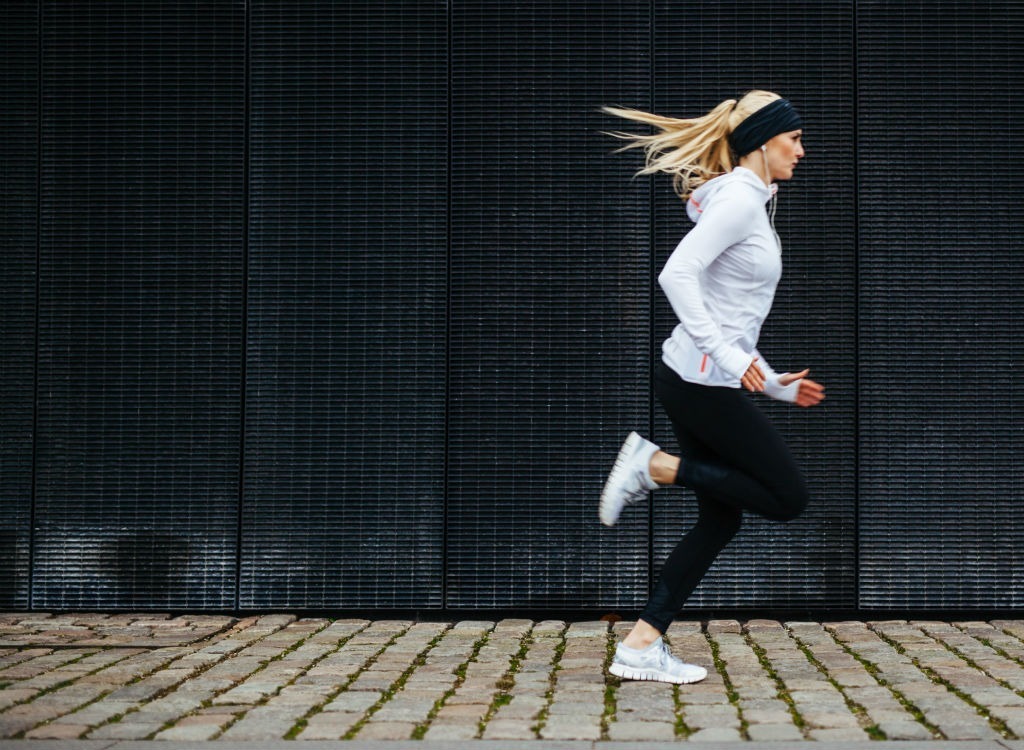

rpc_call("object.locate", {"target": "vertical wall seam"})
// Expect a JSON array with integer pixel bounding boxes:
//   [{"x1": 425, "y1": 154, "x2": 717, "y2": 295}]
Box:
[
  {"x1": 28, "y1": 0, "x2": 44, "y2": 610},
  {"x1": 442, "y1": 0, "x2": 453, "y2": 609},
  {"x1": 235, "y1": 0, "x2": 251, "y2": 612},
  {"x1": 852, "y1": 0, "x2": 861, "y2": 611}
]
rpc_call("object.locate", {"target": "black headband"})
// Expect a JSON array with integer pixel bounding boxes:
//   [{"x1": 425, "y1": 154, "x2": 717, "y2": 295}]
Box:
[{"x1": 727, "y1": 98, "x2": 803, "y2": 158}]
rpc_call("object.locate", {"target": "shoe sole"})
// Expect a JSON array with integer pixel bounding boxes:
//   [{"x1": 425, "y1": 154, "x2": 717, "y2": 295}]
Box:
[
  {"x1": 608, "y1": 661, "x2": 707, "y2": 684},
  {"x1": 599, "y1": 431, "x2": 644, "y2": 527}
]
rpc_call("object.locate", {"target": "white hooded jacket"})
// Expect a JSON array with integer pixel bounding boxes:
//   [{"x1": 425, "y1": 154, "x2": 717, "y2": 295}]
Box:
[{"x1": 658, "y1": 166, "x2": 799, "y2": 402}]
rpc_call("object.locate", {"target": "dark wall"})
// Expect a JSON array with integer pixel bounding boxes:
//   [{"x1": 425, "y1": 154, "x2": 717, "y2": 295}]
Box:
[
  {"x1": 1, "y1": 0, "x2": 1021, "y2": 612},
  {"x1": 241, "y1": 3, "x2": 448, "y2": 608},
  {"x1": 857, "y1": 1, "x2": 1024, "y2": 608},
  {"x1": 0, "y1": 1, "x2": 37, "y2": 608}
]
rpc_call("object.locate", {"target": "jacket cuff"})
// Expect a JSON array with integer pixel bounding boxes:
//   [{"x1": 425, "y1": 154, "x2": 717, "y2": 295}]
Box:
[
  {"x1": 715, "y1": 346, "x2": 754, "y2": 381},
  {"x1": 764, "y1": 373, "x2": 800, "y2": 403}
]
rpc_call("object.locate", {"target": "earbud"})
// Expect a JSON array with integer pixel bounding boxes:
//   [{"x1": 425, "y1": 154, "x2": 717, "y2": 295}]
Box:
[{"x1": 761, "y1": 144, "x2": 767, "y2": 152}]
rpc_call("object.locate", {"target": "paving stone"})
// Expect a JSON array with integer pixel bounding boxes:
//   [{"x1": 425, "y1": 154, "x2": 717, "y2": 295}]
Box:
[
  {"x1": 153, "y1": 713, "x2": 229, "y2": 742},
  {"x1": 296, "y1": 710, "x2": 362, "y2": 739},
  {"x1": 490, "y1": 695, "x2": 545, "y2": 720},
  {"x1": 433, "y1": 703, "x2": 488, "y2": 721},
  {"x1": 0, "y1": 689, "x2": 37, "y2": 710},
  {"x1": 421, "y1": 721, "x2": 480, "y2": 740},
  {"x1": 970, "y1": 687, "x2": 1024, "y2": 706},
  {"x1": 745, "y1": 722, "x2": 806, "y2": 741},
  {"x1": 0, "y1": 704, "x2": 61, "y2": 737},
  {"x1": 743, "y1": 707, "x2": 794, "y2": 723},
  {"x1": 322, "y1": 690, "x2": 381, "y2": 712},
  {"x1": 808, "y1": 726, "x2": 871, "y2": 740},
  {"x1": 687, "y1": 726, "x2": 744, "y2": 741},
  {"x1": 677, "y1": 688, "x2": 731, "y2": 704},
  {"x1": 270, "y1": 684, "x2": 329, "y2": 707},
  {"x1": 219, "y1": 714, "x2": 295, "y2": 740},
  {"x1": 616, "y1": 691, "x2": 674, "y2": 713},
  {"x1": 938, "y1": 720, "x2": 1002, "y2": 740},
  {"x1": 0, "y1": 649, "x2": 52, "y2": 670},
  {"x1": 800, "y1": 709, "x2": 862, "y2": 728},
  {"x1": 212, "y1": 681, "x2": 282, "y2": 705},
  {"x1": 606, "y1": 719, "x2": 675, "y2": 740},
  {"x1": 539, "y1": 714, "x2": 601, "y2": 740},
  {"x1": 48, "y1": 700, "x2": 136, "y2": 725},
  {"x1": 86, "y1": 720, "x2": 165, "y2": 740},
  {"x1": 351, "y1": 720, "x2": 416, "y2": 740},
  {"x1": 22, "y1": 722, "x2": 90, "y2": 740},
  {"x1": 370, "y1": 700, "x2": 437, "y2": 722},
  {"x1": 481, "y1": 717, "x2": 537, "y2": 739},
  {"x1": 346, "y1": 670, "x2": 405, "y2": 691},
  {"x1": 877, "y1": 718, "x2": 935, "y2": 739},
  {"x1": 684, "y1": 703, "x2": 741, "y2": 729},
  {"x1": 546, "y1": 700, "x2": 603, "y2": 717},
  {"x1": 445, "y1": 690, "x2": 499, "y2": 706}
]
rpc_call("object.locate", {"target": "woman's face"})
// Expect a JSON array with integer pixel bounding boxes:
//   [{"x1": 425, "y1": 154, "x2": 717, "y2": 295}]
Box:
[{"x1": 766, "y1": 129, "x2": 805, "y2": 181}]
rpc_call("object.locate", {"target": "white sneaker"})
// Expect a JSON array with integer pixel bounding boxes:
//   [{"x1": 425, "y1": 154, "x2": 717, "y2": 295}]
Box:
[
  {"x1": 609, "y1": 637, "x2": 708, "y2": 684},
  {"x1": 599, "y1": 431, "x2": 660, "y2": 526}
]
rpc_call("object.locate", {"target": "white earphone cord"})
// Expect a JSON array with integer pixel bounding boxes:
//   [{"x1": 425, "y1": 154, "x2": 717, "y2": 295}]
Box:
[{"x1": 761, "y1": 145, "x2": 780, "y2": 248}]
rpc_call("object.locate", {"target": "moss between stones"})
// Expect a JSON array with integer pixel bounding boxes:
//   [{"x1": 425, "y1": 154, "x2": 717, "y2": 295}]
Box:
[
  {"x1": 828, "y1": 626, "x2": 941, "y2": 739},
  {"x1": 477, "y1": 629, "x2": 532, "y2": 737},
  {"x1": 342, "y1": 625, "x2": 449, "y2": 741},
  {"x1": 530, "y1": 625, "x2": 567, "y2": 738},
  {"x1": 869, "y1": 625, "x2": 1013, "y2": 740},
  {"x1": 705, "y1": 630, "x2": 749, "y2": 740},
  {"x1": 411, "y1": 625, "x2": 494, "y2": 739},
  {"x1": 786, "y1": 627, "x2": 886, "y2": 740}
]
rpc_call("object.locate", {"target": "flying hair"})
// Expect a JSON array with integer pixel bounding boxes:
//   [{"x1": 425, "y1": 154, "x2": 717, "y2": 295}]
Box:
[{"x1": 602, "y1": 90, "x2": 782, "y2": 201}]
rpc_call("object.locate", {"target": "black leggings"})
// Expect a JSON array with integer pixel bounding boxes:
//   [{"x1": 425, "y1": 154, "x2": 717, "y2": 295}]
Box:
[{"x1": 638, "y1": 361, "x2": 809, "y2": 633}]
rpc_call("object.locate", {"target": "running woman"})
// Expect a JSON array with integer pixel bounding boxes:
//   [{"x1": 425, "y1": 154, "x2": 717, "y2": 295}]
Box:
[{"x1": 600, "y1": 91, "x2": 826, "y2": 684}]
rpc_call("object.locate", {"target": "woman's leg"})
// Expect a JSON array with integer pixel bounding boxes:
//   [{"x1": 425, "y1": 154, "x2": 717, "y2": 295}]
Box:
[
  {"x1": 623, "y1": 363, "x2": 808, "y2": 646},
  {"x1": 627, "y1": 492, "x2": 742, "y2": 642},
  {"x1": 624, "y1": 424, "x2": 743, "y2": 646},
  {"x1": 653, "y1": 361, "x2": 809, "y2": 522}
]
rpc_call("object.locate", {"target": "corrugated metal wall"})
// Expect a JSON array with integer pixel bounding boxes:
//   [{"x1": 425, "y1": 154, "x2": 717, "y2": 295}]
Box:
[
  {"x1": 856, "y1": 0, "x2": 1024, "y2": 608},
  {"x1": 1, "y1": 1, "x2": 1021, "y2": 612},
  {"x1": 30, "y1": 0, "x2": 245, "y2": 609},
  {"x1": 242, "y1": 2, "x2": 448, "y2": 608}
]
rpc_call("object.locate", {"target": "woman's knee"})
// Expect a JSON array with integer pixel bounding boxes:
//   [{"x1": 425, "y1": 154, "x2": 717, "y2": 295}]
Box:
[
  {"x1": 696, "y1": 503, "x2": 743, "y2": 538},
  {"x1": 770, "y1": 481, "x2": 809, "y2": 522}
]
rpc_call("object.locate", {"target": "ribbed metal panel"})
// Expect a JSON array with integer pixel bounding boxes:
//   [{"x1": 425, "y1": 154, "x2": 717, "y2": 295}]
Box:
[
  {"x1": 1, "y1": 1, "x2": 1019, "y2": 613},
  {"x1": 857, "y1": 1, "x2": 1024, "y2": 608},
  {"x1": 652, "y1": 1, "x2": 857, "y2": 608},
  {"x1": 242, "y1": 1, "x2": 447, "y2": 608},
  {"x1": 446, "y1": 0, "x2": 651, "y2": 608},
  {"x1": 33, "y1": 1, "x2": 245, "y2": 608},
  {"x1": 0, "y1": 1, "x2": 37, "y2": 608}
]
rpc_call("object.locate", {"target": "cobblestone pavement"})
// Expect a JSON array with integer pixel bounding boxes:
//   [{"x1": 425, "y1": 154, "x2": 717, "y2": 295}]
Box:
[{"x1": 5, "y1": 614, "x2": 1024, "y2": 747}]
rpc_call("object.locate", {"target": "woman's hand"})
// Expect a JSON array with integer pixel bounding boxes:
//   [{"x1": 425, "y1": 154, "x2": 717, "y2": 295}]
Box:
[
  {"x1": 778, "y1": 369, "x2": 825, "y2": 407},
  {"x1": 740, "y1": 358, "x2": 766, "y2": 392}
]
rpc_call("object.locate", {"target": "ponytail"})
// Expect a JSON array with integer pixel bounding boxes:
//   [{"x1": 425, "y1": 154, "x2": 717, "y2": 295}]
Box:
[{"x1": 602, "y1": 90, "x2": 781, "y2": 201}]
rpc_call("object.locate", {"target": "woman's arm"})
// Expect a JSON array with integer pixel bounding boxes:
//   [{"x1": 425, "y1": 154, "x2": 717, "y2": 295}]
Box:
[
  {"x1": 752, "y1": 349, "x2": 797, "y2": 401},
  {"x1": 658, "y1": 195, "x2": 761, "y2": 380},
  {"x1": 753, "y1": 348, "x2": 826, "y2": 406}
]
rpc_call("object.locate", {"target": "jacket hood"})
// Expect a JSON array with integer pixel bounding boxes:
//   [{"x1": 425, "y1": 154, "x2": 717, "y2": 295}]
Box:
[{"x1": 686, "y1": 166, "x2": 774, "y2": 223}]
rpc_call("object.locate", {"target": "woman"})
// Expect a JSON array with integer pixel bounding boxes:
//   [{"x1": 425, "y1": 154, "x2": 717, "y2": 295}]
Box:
[{"x1": 600, "y1": 91, "x2": 826, "y2": 684}]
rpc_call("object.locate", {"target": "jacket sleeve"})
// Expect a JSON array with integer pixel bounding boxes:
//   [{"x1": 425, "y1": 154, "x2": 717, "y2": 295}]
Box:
[
  {"x1": 755, "y1": 348, "x2": 800, "y2": 403},
  {"x1": 658, "y1": 194, "x2": 760, "y2": 380}
]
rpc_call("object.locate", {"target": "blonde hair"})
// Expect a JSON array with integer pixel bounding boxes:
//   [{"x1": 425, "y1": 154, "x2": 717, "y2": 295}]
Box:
[{"x1": 602, "y1": 90, "x2": 781, "y2": 201}]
